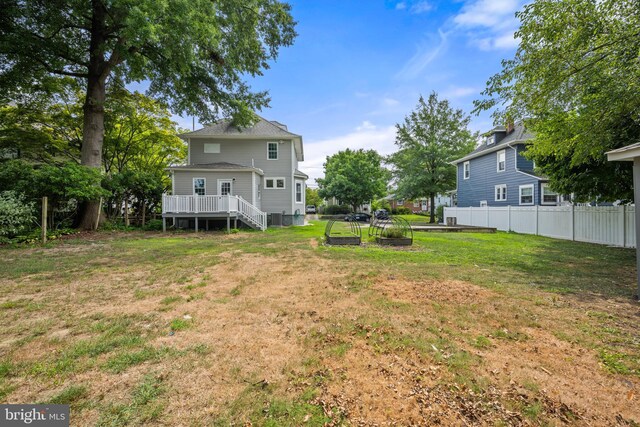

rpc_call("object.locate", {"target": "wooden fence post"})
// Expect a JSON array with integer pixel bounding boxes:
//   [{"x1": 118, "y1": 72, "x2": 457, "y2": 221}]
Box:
[{"x1": 41, "y1": 196, "x2": 47, "y2": 244}]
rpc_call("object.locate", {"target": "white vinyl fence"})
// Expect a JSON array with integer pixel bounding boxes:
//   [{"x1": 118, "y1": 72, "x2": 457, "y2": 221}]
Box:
[{"x1": 444, "y1": 205, "x2": 636, "y2": 248}]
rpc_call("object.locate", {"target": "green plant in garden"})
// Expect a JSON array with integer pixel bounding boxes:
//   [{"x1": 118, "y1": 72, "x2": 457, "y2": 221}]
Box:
[{"x1": 0, "y1": 191, "x2": 34, "y2": 237}]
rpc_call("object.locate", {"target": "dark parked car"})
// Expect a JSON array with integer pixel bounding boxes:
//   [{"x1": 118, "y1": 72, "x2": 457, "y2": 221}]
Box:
[
  {"x1": 344, "y1": 212, "x2": 372, "y2": 222},
  {"x1": 374, "y1": 209, "x2": 389, "y2": 219}
]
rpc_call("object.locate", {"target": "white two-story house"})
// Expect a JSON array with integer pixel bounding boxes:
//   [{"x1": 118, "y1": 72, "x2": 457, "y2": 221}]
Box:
[{"x1": 162, "y1": 116, "x2": 308, "y2": 231}]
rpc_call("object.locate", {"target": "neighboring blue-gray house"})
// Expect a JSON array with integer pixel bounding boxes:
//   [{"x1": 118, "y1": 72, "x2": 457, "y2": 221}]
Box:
[{"x1": 452, "y1": 122, "x2": 563, "y2": 207}]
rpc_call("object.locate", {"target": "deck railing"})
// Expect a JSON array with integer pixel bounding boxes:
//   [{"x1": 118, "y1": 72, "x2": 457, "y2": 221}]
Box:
[{"x1": 162, "y1": 194, "x2": 266, "y2": 230}]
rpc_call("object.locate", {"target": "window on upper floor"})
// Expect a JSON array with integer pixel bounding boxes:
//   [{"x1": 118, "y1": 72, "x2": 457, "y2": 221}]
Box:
[
  {"x1": 204, "y1": 143, "x2": 220, "y2": 153},
  {"x1": 519, "y1": 184, "x2": 534, "y2": 205},
  {"x1": 497, "y1": 150, "x2": 506, "y2": 172},
  {"x1": 397, "y1": 199, "x2": 404, "y2": 205},
  {"x1": 541, "y1": 183, "x2": 559, "y2": 205},
  {"x1": 485, "y1": 134, "x2": 494, "y2": 145},
  {"x1": 267, "y1": 142, "x2": 278, "y2": 160},
  {"x1": 193, "y1": 178, "x2": 205, "y2": 196},
  {"x1": 463, "y1": 161, "x2": 470, "y2": 179},
  {"x1": 265, "y1": 177, "x2": 285, "y2": 189},
  {"x1": 413, "y1": 201, "x2": 420, "y2": 208}
]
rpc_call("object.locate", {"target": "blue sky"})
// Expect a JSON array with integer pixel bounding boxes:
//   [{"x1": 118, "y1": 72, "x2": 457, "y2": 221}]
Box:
[{"x1": 174, "y1": 0, "x2": 526, "y2": 184}]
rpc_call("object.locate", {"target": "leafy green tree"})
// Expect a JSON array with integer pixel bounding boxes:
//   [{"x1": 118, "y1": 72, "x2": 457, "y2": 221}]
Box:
[
  {"x1": 1, "y1": 0, "x2": 297, "y2": 228},
  {"x1": 389, "y1": 93, "x2": 476, "y2": 222},
  {"x1": 317, "y1": 149, "x2": 389, "y2": 213},
  {"x1": 473, "y1": 0, "x2": 639, "y2": 201},
  {"x1": 305, "y1": 187, "x2": 322, "y2": 208}
]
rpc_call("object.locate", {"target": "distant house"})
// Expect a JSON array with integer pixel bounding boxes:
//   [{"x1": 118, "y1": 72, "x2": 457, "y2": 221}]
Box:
[
  {"x1": 162, "y1": 116, "x2": 308, "y2": 231},
  {"x1": 451, "y1": 122, "x2": 565, "y2": 207},
  {"x1": 384, "y1": 194, "x2": 453, "y2": 213}
]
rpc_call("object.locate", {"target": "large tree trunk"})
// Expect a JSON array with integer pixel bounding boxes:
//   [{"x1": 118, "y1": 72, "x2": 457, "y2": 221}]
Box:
[
  {"x1": 429, "y1": 193, "x2": 436, "y2": 223},
  {"x1": 77, "y1": 1, "x2": 108, "y2": 230},
  {"x1": 77, "y1": 74, "x2": 107, "y2": 230}
]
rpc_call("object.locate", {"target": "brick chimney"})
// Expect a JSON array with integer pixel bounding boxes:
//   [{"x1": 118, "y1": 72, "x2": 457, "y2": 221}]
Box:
[{"x1": 506, "y1": 120, "x2": 515, "y2": 134}]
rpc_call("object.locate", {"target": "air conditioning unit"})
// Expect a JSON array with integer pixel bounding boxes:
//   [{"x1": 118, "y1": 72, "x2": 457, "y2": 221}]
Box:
[{"x1": 271, "y1": 213, "x2": 283, "y2": 226}]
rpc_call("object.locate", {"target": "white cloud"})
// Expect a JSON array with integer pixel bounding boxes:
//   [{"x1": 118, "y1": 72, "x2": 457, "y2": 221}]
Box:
[
  {"x1": 396, "y1": 29, "x2": 449, "y2": 80},
  {"x1": 442, "y1": 85, "x2": 478, "y2": 99},
  {"x1": 454, "y1": 0, "x2": 519, "y2": 27},
  {"x1": 303, "y1": 122, "x2": 397, "y2": 184},
  {"x1": 453, "y1": 0, "x2": 524, "y2": 51},
  {"x1": 383, "y1": 97, "x2": 400, "y2": 107},
  {"x1": 410, "y1": 1, "x2": 432, "y2": 14},
  {"x1": 395, "y1": 2, "x2": 407, "y2": 10}
]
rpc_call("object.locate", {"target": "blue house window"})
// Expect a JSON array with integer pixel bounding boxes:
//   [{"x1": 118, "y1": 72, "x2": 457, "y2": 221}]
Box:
[
  {"x1": 519, "y1": 184, "x2": 534, "y2": 205},
  {"x1": 497, "y1": 150, "x2": 506, "y2": 172},
  {"x1": 463, "y1": 161, "x2": 470, "y2": 179},
  {"x1": 495, "y1": 184, "x2": 507, "y2": 201}
]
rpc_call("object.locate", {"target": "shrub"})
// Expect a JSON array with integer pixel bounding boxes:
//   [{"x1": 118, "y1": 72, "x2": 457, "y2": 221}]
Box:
[
  {"x1": 0, "y1": 191, "x2": 35, "y2": 237},
  {"x1": 391, "y1": 207, "x2": 411, "y2": 215},
  {"x1": 382, "y1": 227, "x2": 405, "y2": 238},
  {"x1": 324, "y1": 204, "x2": 351, "y2": 215},
  {"x1": 142, "y1": 219, "x2": 163, "y2": 231}
]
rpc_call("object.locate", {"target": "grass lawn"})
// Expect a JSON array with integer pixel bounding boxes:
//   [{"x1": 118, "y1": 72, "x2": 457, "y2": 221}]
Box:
[{"x1": 0, "y1": 222, "x2": 638, "y2": 425}]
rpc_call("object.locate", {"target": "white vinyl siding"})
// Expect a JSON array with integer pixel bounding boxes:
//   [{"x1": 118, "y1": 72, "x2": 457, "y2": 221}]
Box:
[
  {"x1": 193, "y1": 178, "x2": 205, "y2": 196},
  {"x1": 495, "y1": 184, "x2": 507, "y2": 201},
  {"x1": 519, "y1": 184, "x2": 534, "y2": 205},
  {"x1": 463, "y1": 161, "x2": 470, "y2": 179},
  {"x1": 497, "y1": 150, "x2": 506, "y2": 172},
  {"x1": 267, "y1": 142, "x2": 278, "y2": 160}
]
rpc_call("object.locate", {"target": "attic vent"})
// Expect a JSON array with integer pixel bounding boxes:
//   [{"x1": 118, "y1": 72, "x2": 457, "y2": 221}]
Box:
[{"x1": 270, "y1": 121, "x2": 288, "y2": 131}]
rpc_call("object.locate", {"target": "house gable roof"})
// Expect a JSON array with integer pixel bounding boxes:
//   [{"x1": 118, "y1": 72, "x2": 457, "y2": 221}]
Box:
[
  {"x1": 180, "y1": 115, "x2": 304, "y2": 161},
  {"x1": 452, "y1": 122, "x2": 534, "y2": 164}
]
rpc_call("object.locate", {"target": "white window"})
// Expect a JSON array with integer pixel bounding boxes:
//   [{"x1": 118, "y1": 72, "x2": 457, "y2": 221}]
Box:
[
  {"x1": 295, "y1": 181, "x2": 303, "y2": 203},
  {"x1": 397, "y1": 199, "x2": 404, "y2": 205},
  {"x1": 519, "y1": 184, "x2": 534, "y2": 205},
  {"x1": 463, "y1": 161, "x2": 470, "y2": 179},
  {"x1": 541, "y1": 183, "x2": 559, "y2": 205},
  {"x1": 497, "y1": 150, "x2": 506, "y2": 172},
  {"x1": 193, "y1": 178, "x2": 205, "y2": 196},
  {"x1": 413, "y1": 201, "x2": 420, "y2": 208},
  {"x1": 267, "y1": 142, "x2": 278, "y2": 160},
  {"x1": 485, "y1": 134, "x2": 494, "y2": 145},
  {"x1": 204, "y1": 143, "x2": 220, "y2": 153},
  {"x1": 480, "y1": 200, "x2": 487, "y2": 207},
  {"x1": 265, "y1": 177, "x2": 285, "y2": 189},
  {"x1": 495, "y1": 184, "x2": 507, "y2": 201}
]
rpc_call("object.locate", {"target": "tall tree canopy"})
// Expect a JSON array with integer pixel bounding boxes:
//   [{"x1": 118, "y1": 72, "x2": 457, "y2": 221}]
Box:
[
  {"x1": 389, "y1": 93, "x2": 476, "y2": 222},
  {"x1": 474, "y1": 0, "x2": 640, "y2": 202},
  {"x1": 0, "y1": 0, "x2": 296, "y2": 227},
  {"x1": 317, "y1": 149, "x2": 389, "y2": 213}
]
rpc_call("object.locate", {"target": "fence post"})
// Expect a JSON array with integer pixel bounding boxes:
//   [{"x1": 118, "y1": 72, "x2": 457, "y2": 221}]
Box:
[
  {"x1": 622, "y1": 205, "x2": 626, "y2": 247},
  {"x1": 534, "y1": 205, "x2": 539, "y2": 235},
  {"x1": 507, "y1": 205, "x2": 511, "y2": 232},
  {"x1": 570, "y1": 204, "x2": 575, "y2": 241},
  {"x1": 41, "y1": 196, "x2": 47, "y2": 244},
  {"x1": 486, "y1": 205, "x2": 490, "y2": 227}
]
